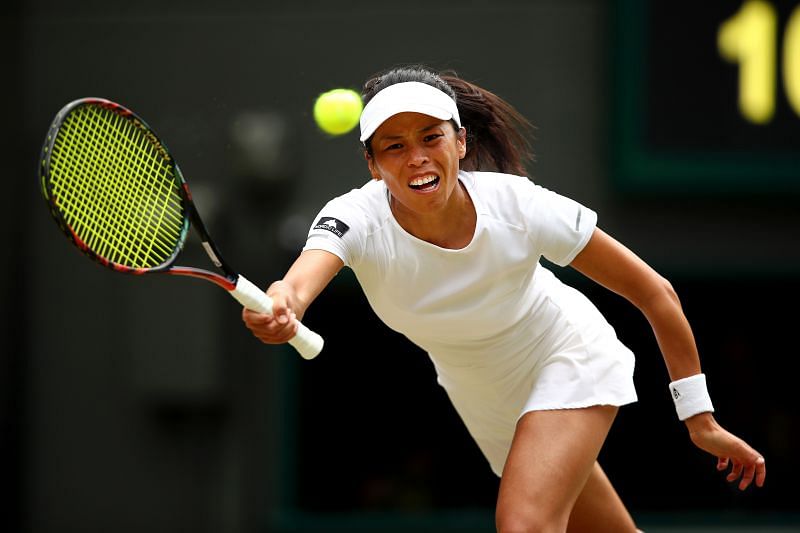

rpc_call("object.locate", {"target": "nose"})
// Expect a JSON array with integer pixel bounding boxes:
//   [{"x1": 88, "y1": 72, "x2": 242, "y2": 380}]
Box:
[{"x1": 406, "y1": 144, "x2": 429, "y2": 167}]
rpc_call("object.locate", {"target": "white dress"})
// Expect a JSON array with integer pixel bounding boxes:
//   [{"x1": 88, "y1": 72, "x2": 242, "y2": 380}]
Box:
[{"x1": 304, "y1": 170, "x2": 637, "y2": 475}]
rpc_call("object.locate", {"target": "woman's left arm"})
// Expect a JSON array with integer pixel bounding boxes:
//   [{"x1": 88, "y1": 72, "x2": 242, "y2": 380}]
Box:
[
  {"x1": 569, "y1": 228, "x2": 766, "y2": 490},
  {"x1": 570, "y1": 228, "x2": 698, "y2": 380}
]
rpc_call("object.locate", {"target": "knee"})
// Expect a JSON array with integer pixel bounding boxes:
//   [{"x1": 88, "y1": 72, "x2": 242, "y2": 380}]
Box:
[{"x1": 496, "y1": 503, "x2": 568, "y2": 533}]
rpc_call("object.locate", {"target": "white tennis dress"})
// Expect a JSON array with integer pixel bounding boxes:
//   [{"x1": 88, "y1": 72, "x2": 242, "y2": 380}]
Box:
[{"x1": 304, "y1": 170, "x2": 637, "y2": 475}]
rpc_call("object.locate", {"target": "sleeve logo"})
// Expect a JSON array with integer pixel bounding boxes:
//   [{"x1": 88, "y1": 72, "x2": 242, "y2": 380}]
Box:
[{"x1": 313, "y1": 217, "x2": 350, "y2": 238}]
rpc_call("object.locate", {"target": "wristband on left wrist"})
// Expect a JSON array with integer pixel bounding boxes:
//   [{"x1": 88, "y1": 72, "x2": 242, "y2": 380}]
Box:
[{"x1": 669, "y1": 373, "x2": 714, "y2": 421}]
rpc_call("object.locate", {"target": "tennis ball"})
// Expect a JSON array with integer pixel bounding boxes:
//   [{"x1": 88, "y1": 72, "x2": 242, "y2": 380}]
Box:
[{"x1": 313, "y1": 88, "x2": 363, "y2": 136}]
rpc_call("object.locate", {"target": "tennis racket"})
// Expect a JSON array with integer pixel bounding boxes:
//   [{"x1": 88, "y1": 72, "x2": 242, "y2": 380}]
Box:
[{"x1": 39, "y1": 97, "x2": 324, "y2": 360}]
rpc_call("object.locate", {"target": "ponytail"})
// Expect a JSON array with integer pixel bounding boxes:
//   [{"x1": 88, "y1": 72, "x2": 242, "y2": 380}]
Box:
[{"x1": 441, "y1": 74, "x2": 534, "y2": 176}]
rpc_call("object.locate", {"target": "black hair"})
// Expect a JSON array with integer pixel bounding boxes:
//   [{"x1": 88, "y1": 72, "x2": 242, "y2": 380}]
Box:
[{"x1": 361, "y1": 65, "x2": 534, "y2": 176}]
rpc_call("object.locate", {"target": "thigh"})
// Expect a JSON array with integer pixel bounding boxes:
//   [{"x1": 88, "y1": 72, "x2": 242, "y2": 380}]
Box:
[
  {"x1": 567, "y1": 462, "x2": 638, "y2": 533},
  {"x1": 496, "y1": 406, "x2": 618, "y2": 532}
]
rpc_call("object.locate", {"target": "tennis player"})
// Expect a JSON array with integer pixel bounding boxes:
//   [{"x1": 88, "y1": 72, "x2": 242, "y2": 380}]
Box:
[{"x1": 242, "y1": 66, "x2": 766, "y2": 532}]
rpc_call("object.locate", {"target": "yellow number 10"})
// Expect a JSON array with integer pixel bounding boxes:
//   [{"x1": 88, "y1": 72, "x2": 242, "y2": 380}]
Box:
[{"x1": 718, "y1": 0, "x2": 800, "y2": 124}]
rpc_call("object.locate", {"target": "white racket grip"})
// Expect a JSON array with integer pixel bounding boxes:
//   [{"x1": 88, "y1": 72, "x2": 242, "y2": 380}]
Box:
[{"x1": 230, "y1": 275, "x2": 324, "y2": 360}]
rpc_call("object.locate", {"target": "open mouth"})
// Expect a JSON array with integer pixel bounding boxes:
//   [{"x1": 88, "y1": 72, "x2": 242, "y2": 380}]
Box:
[{"x1": 408, "y1": 175, "x2": 440, "y2": 191}]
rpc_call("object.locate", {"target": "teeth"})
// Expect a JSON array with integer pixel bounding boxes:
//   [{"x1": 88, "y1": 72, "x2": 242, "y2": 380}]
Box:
[{"x1": 410, "y1": 175, "x2": 438, "y2": 187}]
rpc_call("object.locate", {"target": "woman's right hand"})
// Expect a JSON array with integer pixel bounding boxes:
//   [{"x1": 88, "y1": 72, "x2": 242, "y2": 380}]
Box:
[
  {"x1": 241, "y1": 280, "x2": 299, "y2": 344},
  {"x1": 241, "y1": 250, "x2": 344, "y2": 346}
]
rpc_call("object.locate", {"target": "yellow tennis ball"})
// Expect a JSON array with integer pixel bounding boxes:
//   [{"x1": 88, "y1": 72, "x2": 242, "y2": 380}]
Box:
[{"x1": 313, "y1": 89, "x2": 363, "y2": 135}]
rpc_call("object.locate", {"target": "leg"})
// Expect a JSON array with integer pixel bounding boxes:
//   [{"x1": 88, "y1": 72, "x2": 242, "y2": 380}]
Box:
[
  {"x1": 495, "y1": 406, "x2": 618, "y2": 533},
  {"x1": 567, "y1": 462, "x2": 638, "y2": 533}
]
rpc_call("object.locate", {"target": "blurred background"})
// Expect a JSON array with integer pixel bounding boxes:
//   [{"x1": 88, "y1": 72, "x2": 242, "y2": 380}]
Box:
[{"x1": 2, "y1": 0, "x2": 799, "y2": 531}]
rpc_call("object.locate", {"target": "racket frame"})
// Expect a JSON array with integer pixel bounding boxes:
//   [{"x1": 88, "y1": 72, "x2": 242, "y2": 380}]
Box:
[
  {"x1": 40, "y1": 97, "x2": 238, "y2": 291},
  {"x1": 40, "y1": 97, "x2": 324, "y2": 359}
]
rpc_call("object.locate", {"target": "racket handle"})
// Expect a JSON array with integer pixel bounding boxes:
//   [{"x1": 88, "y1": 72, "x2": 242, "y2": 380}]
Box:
[{"x1": 230, "y1": 275, "x2": 324, "y2": 360}]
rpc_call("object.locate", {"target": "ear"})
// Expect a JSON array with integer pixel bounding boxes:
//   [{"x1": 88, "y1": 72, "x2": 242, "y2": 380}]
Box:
[
  {"x1": 456, "y1": 127, "x2": 467, "y2": 160},
  {"x1": 365, "y1": 151, "x2": 382, "y2": 181}
]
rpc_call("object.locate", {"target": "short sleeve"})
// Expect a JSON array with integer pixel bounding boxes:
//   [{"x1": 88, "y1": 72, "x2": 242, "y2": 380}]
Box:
[
  {"x1": 526, "y1": 186, "x2": 597, "y2": 266},
  {"x1": 302, "y1": 196, "x2": 365, "y2": 267}
]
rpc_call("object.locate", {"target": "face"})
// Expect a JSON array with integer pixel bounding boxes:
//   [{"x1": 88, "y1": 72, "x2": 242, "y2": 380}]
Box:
[{"x1": 366, "y1": 112, "x2": 467, "y2": 218}]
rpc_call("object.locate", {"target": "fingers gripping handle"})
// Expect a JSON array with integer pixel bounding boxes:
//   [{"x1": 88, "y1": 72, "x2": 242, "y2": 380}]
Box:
[
  {"x1": 230, "y1": 275, "x2": 275, "y2": 315},
  {"x1": 230, "y1": 275, "x2": 324, "y2": 360}
]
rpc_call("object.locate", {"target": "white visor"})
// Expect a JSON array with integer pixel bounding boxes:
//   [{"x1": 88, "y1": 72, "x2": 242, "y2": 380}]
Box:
[{"x1": 359, "y1": 81, "x2": 461, "y2": 142}]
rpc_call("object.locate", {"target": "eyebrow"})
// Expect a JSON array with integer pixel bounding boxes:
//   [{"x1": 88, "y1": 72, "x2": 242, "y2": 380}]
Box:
[{"x1": 377, "y1": 122, "x2": 443, "y2": 141}]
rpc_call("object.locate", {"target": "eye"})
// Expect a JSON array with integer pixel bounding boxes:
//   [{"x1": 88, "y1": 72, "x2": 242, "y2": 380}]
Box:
[
  {"x1": 383, "y1": 143, "x2": 403, "y2": 151},
  {"x1": 424, "y1": 133, "x2": 443, "y2": 142}
]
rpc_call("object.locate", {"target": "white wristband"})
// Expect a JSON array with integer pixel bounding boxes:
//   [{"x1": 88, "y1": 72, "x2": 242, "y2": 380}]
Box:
[{"x1": 669, "y1": 373, "x2": 715, "y2": 421}]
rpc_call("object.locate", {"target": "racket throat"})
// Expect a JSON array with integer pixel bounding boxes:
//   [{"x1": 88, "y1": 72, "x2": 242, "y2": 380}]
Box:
[
  {"x1": 229, "y1": 275, "x2": 274, "y2": 315},
  {"x1": 202, "y1": 241, "x2": 223, "y2": 268}
]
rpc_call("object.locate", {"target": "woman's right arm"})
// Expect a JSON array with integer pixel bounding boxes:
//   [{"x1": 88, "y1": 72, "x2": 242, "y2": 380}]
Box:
[{"x1": 242, "y1": 249, "x2": 344, "y2": 345}]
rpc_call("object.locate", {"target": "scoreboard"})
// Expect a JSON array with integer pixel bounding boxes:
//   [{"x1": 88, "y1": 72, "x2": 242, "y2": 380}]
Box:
[{"x1": 613, "y1": 0, "x2": 800, "y2": 193}]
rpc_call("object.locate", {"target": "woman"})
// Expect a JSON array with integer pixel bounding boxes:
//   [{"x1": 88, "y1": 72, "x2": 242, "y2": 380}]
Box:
[{"x1": 243, "y1": 66, "x2": 766, "y2": 532}]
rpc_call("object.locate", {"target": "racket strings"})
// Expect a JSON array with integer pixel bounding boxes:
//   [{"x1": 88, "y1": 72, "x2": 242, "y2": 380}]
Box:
[{"x1": 48, "y1": 105, "x2": 186, "y2": 268}]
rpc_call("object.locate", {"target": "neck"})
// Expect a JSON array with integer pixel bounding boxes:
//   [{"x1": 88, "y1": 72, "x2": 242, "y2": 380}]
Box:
[{"x1": 390, "y1": 180, "x2": 476, "y2": 249}]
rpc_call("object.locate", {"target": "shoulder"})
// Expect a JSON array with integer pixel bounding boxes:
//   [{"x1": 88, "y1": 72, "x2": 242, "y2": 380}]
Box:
[
  {"x1": 329, "y1": 178, "x2": 385, "y2": 209},
  {"x1": 312, "y1": 179, "x2": 390, "y2": 237},
  {"x1": 305, "y1": 179, "x2": 389, "y2": 265},
  {"x1": 465, "y1": 170, "x2": 594, "y2": 236},
  {"x1": 467, "y1": 170, "x2": 587, "y2": 210},
  {"x1": 464, "y1": 170, "x2": 540, "y2": 222},
  {"x1": 466, "y1": 170, "x2": 539, "y2": 201}
]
